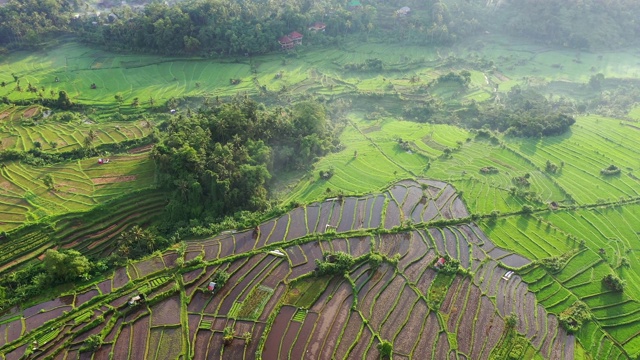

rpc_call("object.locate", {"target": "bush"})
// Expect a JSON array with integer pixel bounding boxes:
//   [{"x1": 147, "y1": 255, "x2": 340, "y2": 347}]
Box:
[
  {"x1": 602, "y1": 273, "x2": 625, "y2": 292},
  {"x1": 378, "y1": 340, "x2": 393, "y2": 358},
  {"x1": 212, "y1": 270, "x2": 230, "y2": 288},
  {"x1": 79, "y1": 334, "x2": 102, "y2": 352},
  {"x1": 479, "y1": 166, "x2": 499, "y2": 174},
  {"x1": 559, "y1": 301, "x2": 591, "y2": 333},
  {"x1": 315, "y1": 252, "x2": 355, "y2": 276},
  {"x1": 368, "y1": 253, "x2": 383, "y2": 271},
  {"x1": 600, "y1": 164, "x2": 621, "y2": 176}
]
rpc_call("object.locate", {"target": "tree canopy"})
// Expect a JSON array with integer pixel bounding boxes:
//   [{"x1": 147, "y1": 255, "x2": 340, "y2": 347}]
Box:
[
  {"x1": 152, "y1": 98, "x2": 334, "y2": 226},
  {"x1": 43, "y1": 249, "x2": 91, "y2": 283}
]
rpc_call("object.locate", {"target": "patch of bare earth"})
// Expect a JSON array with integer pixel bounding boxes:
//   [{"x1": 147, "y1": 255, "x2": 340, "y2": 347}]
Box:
[
  {"x1": 22, "y1": 107, "x2": 39, "y2": 118},
  {"x1": 92, "y1": 175, "x2": 137, "y2": 184},
  {"x1": 128, "y1": 144, "x2": 154, "y2": 154}
]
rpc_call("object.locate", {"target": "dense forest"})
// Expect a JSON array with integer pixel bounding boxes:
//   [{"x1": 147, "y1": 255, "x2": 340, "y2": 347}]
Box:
[
  {"x1": 4, "y1": 0, "x2": 640, "y2": 52},
  {"x1": 152, "y1": 98, "x2": 335, "y2": 227}
]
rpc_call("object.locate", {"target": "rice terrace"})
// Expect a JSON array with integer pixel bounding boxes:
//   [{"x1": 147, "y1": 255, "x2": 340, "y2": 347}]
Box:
[{"x1": 2, "y1": 0, "x2": 640, "y2": 359}]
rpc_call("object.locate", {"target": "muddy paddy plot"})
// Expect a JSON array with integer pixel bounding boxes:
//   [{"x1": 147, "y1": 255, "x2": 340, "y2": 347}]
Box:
[
  {"x1": 401, "y1": 185, "x2": 423, "y2": 218},
  {"x1": 390, "y1": 185, "x2": 409, "y2": 204},
  {"x1": 384, "y1": 199, "x2": 401, "y2": 228},
  {"x1": 315, "y1": 200, "x2": 333, "y2": 233},
  {"x1": 347, "y1": 236, "x2": 371, "y2": 257},
  {"x1": 262, "y1": 305, "x2": 296, "y2": 359},
  {"x1": 337, "y1": 197, "x2": 357, "y2": 232},
  {"x1": 256, "y1": 219, "x2": 276, "y2": 248},
  {"x1": 354, "y1": 197, "x2": 369, "y2": 230},
  {"x1": 267, "y1": 214, "x2": 289, "y2": 244},
  {"x1": 286, "y1": 207, "x2": 307, "y2": 241},
  {"x1": 305, "y1": 204, "x2": 320, "y2": 233}
]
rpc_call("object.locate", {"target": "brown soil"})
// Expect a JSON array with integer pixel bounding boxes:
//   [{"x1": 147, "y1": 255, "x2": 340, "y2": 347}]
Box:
[
  {"x1": 22, "y1": 107, "x2": 39, "y2": 119},
  {"x1": 262, "y1": 305, "x2": 296, "y2": 359},
  {"x1": 92, "y1": 175, "x2": 137, "y2": 184},
  {"x1": 128, "y1": 144, "x2": 154, "y2": 154},
  {"x1": 380, "y1": 285, "x2": 418, "y2": 341},
  {"x1": 113, "y1": 326, "x2": 131, "y2": 359},
  {"x1": 0, "y1": 111, "x2": 11, "y2": 120},
  {"x1": 396, "y1": 299, "x2": 429, "y2": 354},
  {"x1": 151, "y1": 296, "x2": 181, "y2": 326}
]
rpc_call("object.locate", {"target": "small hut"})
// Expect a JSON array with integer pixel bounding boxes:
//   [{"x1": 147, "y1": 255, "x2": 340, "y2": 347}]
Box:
[
  {"x1": 128, "y1": 295, "x2": 143, "y2": 306},
  {"x1": 279, "y1": 32, "x2": 304, "y2": 50},
  {"x1": 207, "y1": 282, "x2": 217, "y2": 292},
  {"x1": 289, "y1": 31, "x2": 303, "y2": 45},
  {"x1": 396, "y1": 6, "x2": 411, "y2": 16},
  {"x1": 308, "y1": 22, "x2": 326, "y2": 32},
  {"x1": 434, "y1": 257, "x2": 446, "y2": 269}
]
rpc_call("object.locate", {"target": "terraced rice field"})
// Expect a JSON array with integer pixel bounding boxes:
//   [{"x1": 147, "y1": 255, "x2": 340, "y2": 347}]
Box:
[
  {"x1": 0, "y1": 180, "x2": 576, "y2": 359},
  {"x1": 0, "y1": 150, "x2": 156, "y2": 231},
  {"x1": 0, "y1": 105, "x2": 152, "y2": 152},
  {"x1": 0, "y1": 190, "x2": 166, "y2": 273}
]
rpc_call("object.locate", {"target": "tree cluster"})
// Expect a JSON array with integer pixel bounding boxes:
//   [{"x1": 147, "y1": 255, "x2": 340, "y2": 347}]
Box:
[
  {"x1": 315, "y1": 252, "x2": 355, "y2": 276},
  {"x1": 0, "y1": 0, "x2": 77, "y2": 47},
  {"x1": 463, "y1": 87, "x2": 576, "y2": 137},
  {"x1": 600, "y1": 165, "x2": 621, "y2": 176},
  {"x1": 500, "y1": 0, "x2": 640, "y2": 49},
  {"x1": 114, "y1": 225, "x2": 168, "y2": 260},
  {"x1": 75, "y1": 0, "x2": 375, "y2": 55},
  {"x1": 152, "y1": 98, "x2": 334, "y2": 226},
  {"x1": 602, "y1": 273, "x2": 625, "y2": 292},
  {"x1": 559, "y1": 301, "x2": 591, "y2": 334}
]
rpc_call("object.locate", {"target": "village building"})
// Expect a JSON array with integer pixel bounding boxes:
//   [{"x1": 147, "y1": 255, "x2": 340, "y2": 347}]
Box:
[
  {"x1": 434, "y1": 257, "x2": 446, "y2": 269},
  {"x1": 348, "y1": 0, "x2": 362, "y2": 10},
  {"x1": 396, "y1": 6, "x2": 411, "y2": 17},
  {"x1": 279, "y1": 31, "x2": 304, "y2": 50},
  {"x1": 207, "y1": 282, "x2": 216, "y2": 292},
  {"x1": 128, "y1": 295, "x2": 143, "y2": 306},
  {"x1": 308, "y1": 22, "x2": 326, "y2": 32}
]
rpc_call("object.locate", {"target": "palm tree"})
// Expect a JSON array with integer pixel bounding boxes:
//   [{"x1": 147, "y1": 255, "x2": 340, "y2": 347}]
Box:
[{"x1": 84, "y1": 129, "x2": 97, "y2": 147}]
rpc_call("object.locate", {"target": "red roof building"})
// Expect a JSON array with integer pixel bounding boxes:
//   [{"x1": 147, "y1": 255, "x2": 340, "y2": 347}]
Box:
[
  {"x1": 435, "y1": 257, "x2": 446, "y2": 268},
  {"x1": 308, "y1": 22, "x2": 326, "y2": 32},
  {"x1": 279, "y1": 35, "x2": 294, "y2": 50},
  {"x1": 279, "y1": 31, "x2": 303, "y2": 50}
]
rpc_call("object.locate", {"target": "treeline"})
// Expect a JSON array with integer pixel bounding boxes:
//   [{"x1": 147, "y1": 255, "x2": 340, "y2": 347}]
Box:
[
  {"x1": 78, "y1": 0, "x2": 377, "y2": 55},
  {"x1": 152, "y1": 98, "x2": 335, "y2": 227},
  {"x1": 498, "y1": 0, "x2": 640, "y2": 49},
  {"x1": 463, "y1": 86, "x2": 576, "y2": 137},
  {"x1": 0, "y1": 0, "x2": 78, "y2": 47},
  {"x1": 408, "y1": 86, "x2": 576, "y2": 137}
]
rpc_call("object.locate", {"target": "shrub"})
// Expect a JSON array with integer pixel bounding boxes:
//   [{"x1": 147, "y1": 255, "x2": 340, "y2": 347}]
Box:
[
  {"x1": 315, "y1": 252, "x2": 355, "y2": 276},
  {"x1": 368, "y1": 253, "x2": 383, "y2": 271},
  {"x1": 506, "y1": 313, "x2": 517, "y2": 330},
  {"x1": 79, "y1": 334, "x2": 102, "y2": 352},
  {"x1": 521, "y1": 205, "x2": 534, "y2": 214},
  {"x1": 212, "y1": 270, "x2": 230, "y2": 288},
  {"x1": 600, "y1": 165, "x2": 621, "y2": 176},
  {"x1": 378, "y1": 340, "x2": 393, "y2": 359},
  {"x1": 223, "y1": 326, "x2": 234, "y2": 346},
  {"x1": 479, "y1": 166, "x2": 499, "y2": 174},
  {"x1": 559, "y1": 301, "x2": 591, "y2": 333},
  {"x1": 602, "y1": 274, "x2": 625, "y2": 292}
]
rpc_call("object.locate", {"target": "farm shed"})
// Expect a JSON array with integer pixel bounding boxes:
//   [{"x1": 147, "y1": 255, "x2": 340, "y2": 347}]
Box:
[
  {"x1": 308, "y1": 22, "x2": 326, "y2": 32},
  {"x1": 279, "y1": 32, "x2": 303, "y2": 50},
  {"x1": 396, "y1": 6, "x2": 411, "y2": 16}
]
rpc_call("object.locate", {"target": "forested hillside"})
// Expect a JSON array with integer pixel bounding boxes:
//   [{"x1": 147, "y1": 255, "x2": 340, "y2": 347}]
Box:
[{"x1": 5, "y1": 0, "x2": 640, "y2": 53}]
